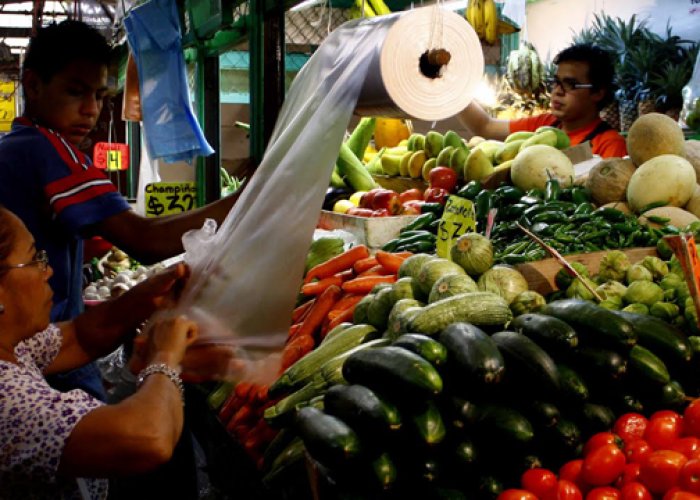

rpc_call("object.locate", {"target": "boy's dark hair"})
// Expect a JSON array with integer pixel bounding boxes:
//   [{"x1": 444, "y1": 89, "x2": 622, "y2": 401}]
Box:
[
  {"x1": 23, "y1": 20, "x2": 111, "y2": 82},
  {"x1": 554, "y1": 43, "x2": 616, "y2": 109}
]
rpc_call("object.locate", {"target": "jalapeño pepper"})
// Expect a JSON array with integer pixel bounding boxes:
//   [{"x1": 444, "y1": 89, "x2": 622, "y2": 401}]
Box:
[
  {"x1": 595, "y1": 207, "x2": 627, "y2": 223},
  {"x1": 574, "y1": 202, "x2": 596, "y2": 215},
  {"x1": 545, "y1": 178, "x2": 561, "y2": 202},
  {"x1": 570, "y1": 187, "x2": 590, "y2": 205},
  {"x1": 475, "y1": 190, "x2": 494, "y2": 221},
  {"x1": 402, "y1": 212, "x2": 437, "y2": 233},
  {"x1": 527, "y1": 189, "x2": 546, "y2": 199},
  {"x1": 494, "y1": 185, "x2": 525, "y2": 204},
  {"x1": 502, "y1": 204, "x2": 527, "y2": 219},
  {"x1": 519, "y1": 196, "x2": 543, "y2": 206},
  {"x1": 457, "y1": 180, "x2": 483, "y2": 199},
  {"x1": 532, "y1": 211, "x2": 569, "y2": 224}
]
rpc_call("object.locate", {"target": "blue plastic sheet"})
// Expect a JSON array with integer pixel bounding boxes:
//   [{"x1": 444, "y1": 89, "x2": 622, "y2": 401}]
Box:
[{"x1": 124, "y1": 0, "x2": 213, "y2": 164}]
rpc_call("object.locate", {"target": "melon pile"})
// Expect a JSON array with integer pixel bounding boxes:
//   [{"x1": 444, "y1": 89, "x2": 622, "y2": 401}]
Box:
[{"x1": 586, "y1": 113, "x2": 700, "y2": 228}]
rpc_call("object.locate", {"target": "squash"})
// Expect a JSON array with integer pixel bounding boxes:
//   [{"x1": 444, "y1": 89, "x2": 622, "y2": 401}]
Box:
[
  {"x1": 428, "y1": 274, "x2": 478, "y2": 303},
  {"x1": 586, "y1": 158, "x2": 636, "y2": 206},
  {"x1": 477, "y1": 265, "x2": 529, "y2": 304},
  {"x1": 417, "y1": 258, "x2": 467, "y2": 295},
  {"x1": 510, "y1": 145, "x2": 574, "y2": 191},
  {"x1": 398, "y1": 254, "x2": 436, "y2": 280},
  {"x1": 639, "y1": 207, "x2": 700, "y2": 229},
  {"x1": 408, "y1": 292, "x2": 512, "y2": 335},
  {"x1": 626, "y1": 155, "x2": 696, "y2": 212},
  {"x1": 627, "y1": 113, "x2": 686, "y2": 166},
  {"x1": 686, "y1": 140, "x2": 700, "y2": 182},
  {"x1": 685, "y1": 185, "x2": 700, "y2": 219},
  {"x1": 450, "y1": 233, "x2": 494, "y2": 276}
]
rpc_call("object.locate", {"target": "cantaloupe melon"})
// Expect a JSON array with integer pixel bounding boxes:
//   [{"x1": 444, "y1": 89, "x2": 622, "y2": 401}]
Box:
[
  {"x1": 601, "y1": 202, "x2": 633, "y2": 215},
  {"x1": 685, "y1": 185, "x2": 700, "y2": 219},
  {"x1": 586, "y1": 158, "x2": 636, "y2": 205},
  {"x1": 626, "y1": 154, "x2": 696, "y2": 212},
  {"x1": 510, "y1": 145, "x2": 574, "y2": 191},
  {"x1": 639, "y1": 207, "x2": 700, "y2": 229},
  {"x1": 686, "y1": 140, "x2": 700, "y2": 182},
  {"x1": 627, "y1": 113, "x2": 686, "y2": 166}
]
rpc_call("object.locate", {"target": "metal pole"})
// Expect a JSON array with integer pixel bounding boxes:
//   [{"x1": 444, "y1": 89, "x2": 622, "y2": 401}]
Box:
[
  {"x1": 248, "y1": 0, "x2": 265, "y2": 165},
  {"x1": 202, "y1": 54, "x2": 221, "y2": 204},
  {"x1": 263, "y1": 11, "x2": 285, "y2": 146},
  {"x1": 126, "y1": 121, "x2": 141, "y2": 199}
]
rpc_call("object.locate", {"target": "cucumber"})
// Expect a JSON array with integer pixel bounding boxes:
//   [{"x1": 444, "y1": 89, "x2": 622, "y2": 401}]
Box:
[
  {"x1": 439, "y1": 323, "x2": 505, "y2": 387},
  {"x1": 398, "y1": 254, "x2": 436, "y2": 280},
  {"x1": 261, "y1": 428, "x2": 297, "y2": 475},
  {"x1": 392, "y1": 276, "x2": 426, "y2": 303},
  {"x1": 479, "y1": 475, "x2": 505, "y2": 500},
  {"x1": 569, "y1": 346, "x2": 627, "y2": 382},
  {"x1": 548, "y1": 418, "x2": 582, "y2": 456},
  {"x1": 557, "y1": 364, "x2": 590, "y2": 403},
  {"x1": 429, "y1": 274, "x2": 478, "y2": 303},
  {"x1": 353, "y1": 295, "x2": 375, "y2": 325},
  {"x1": 518, "y1": 399, "x2": 560, "y2": 429},
  {"x1": 295, "y1": 407, "x2": 362, "y2": 469},
  {"x1": 444, "y1": 396, "x2": 479, "y2": 430},
  {"x1": 342, "y1": 346, "x2": 443, "y2": 400},
  {"x1": 607, "y1": 392, "x2": 645, "y2": 415},
  {"x1": 417, "y1": 258, "x2": 467, "y2": 295},
  {"x1": 453, "y1": 438, "x2": 478, "y2": 467},
  {"x1": 367, "y1": 288, "x2": 395, "y2": 330},
  {"x1": 393, "y1": 333, "x2": 448, "y2": 366},
  {"x1": 475, "y1": 404, "x2": 535, "y2": 447},
  {"x1": 639, "y1": 380, "x2": 687, "y2": 413},
  {"x1": 371, "y1": 452, "x2": 398, "y2": 490},
  {"x1": 411, "y1": 400, "x2": 447, "y2": 446},
  {"x1": 541, "y1": 299, "x2": 637, "y2": 351},
  {"x1": 264, "y1": 381, "x2": 327, "y2": 428},
  {"x1": 262, "y1": 437, "x2": 306, "y2": 486},
  {"x1": 615, "y1": 311, "x2": 693, "y2": 365},
  {"x1": 375, "y1": 391, "x2": 402, "y2": 430},
  {"x1": 491, "y1": 331, "x2": 561, "y2": 397},
  {"x1": 579, "y1": 402, "x2": 616, "y2": 437},
  {"x1": 510, "y1": 313, "x2": 579, "y2": 355},
  {"x1": 323, "y1": 384, "x2": 396, "y2": 438},
  {"x1": 409, "y1": 292, "x2": 513, "y2": 336},
  {"x1": 384, "y1": 300, "x2": 424, "y2": 341},
  {"x1": 629, "y1": 344, "x2": 671, "y2": 386}
]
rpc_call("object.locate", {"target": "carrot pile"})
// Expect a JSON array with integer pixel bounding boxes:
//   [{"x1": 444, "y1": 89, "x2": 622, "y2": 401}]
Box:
[{"x1": 216, "y1": 245, "x2": 412, "y2": 469}]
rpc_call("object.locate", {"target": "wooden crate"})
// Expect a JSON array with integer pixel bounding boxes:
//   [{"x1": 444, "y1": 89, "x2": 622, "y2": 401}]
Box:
[
  {"x1": 317, "y1": 210, "x2": 420, "y2": 249},
  {"x1": 516, "y1": 247, "x2": 658, "y2": 296}
]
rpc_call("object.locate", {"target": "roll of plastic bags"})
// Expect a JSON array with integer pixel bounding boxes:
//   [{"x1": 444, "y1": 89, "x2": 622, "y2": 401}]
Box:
[
  {"x1": 153, "y1": 8, "x2": 482, "y2": 383},
  {"x1": 124, "y1": 0, "x2": 214, "y2": 164}
]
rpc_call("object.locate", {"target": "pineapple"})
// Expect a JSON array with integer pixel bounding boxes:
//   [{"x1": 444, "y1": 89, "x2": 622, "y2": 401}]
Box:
[
  {"x1": 619, "y1": 100, "x2": 639, "y2": 132},
  {"x1": 600, "y1": 100, "x2": 621, "y2": 130}
]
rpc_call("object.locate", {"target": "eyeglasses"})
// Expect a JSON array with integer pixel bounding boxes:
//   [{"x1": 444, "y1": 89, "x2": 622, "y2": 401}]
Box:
[
  {"x1": 0, "y1": 250, "x2": 49, "y2": 273},
  {"x1": 547, "y1": 78, "x2": 594, "y2": 93}
]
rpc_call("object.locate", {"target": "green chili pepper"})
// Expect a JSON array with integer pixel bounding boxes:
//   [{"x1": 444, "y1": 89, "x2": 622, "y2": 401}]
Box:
[
  {"x1": 584, "y1": 230, "x2": 608, "y2": 241},
  {"x1": 611, "y1": 223, "x2": 636, "y2": 234},
  {"x1": 402, "y1": 212, "x2": 437, "y2": 232},
  {"x1": 595, "y1": 207, "x2": 627, "y2": 223},
  {"x1": 545, "y1": 178, "x2": 561, "y2": 202},
  {"x1": 532, "y1": 212, "x2": 569, "y2": 224},
  {"x1": 475, "y1": 190, "x2": 494, "y2": 221},
  {"x1": 586, "y1": 242, "x2": 602, "y2": 252},
  {"x1": 457, "y1": 180, "x2": 483, "y2": 199},
  {"x1": 574, "y1": 203, "x2": 596, "y2": 215},
  {"x1": 494, "y1": 185, "x2": 525, "y2": 204},
  {"x1": 647, "y1": 216, "x2": 671, "y2": 225},
  {"x1": 571, "y1": 187, "x2": 590, "y2": 205},
  {"x1": 527, "y1": 189, "x2": 546, "y2": 199},
  {"x1": 639, "y1": 201, "x2": 670, "y2": 214},
  {"x1": 519, "y1": 196, "x2": 543, "y2": 206}
]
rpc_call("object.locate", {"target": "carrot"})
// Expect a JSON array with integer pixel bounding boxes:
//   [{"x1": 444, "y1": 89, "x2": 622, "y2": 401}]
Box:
[
  {"x1": 358, "y1": 264, "x2": 395, "y2": 277},
  {"x1": 301, "y1": 275, "x2": 343, "y2": 296},
  {"x1": 231, "y1": 404, "x2": 257, "y2": 426},
  {"x1": 234, "y1": 381, "x2": 253, "y2": 400},
  {"x1": 280, "y1": 335, "x2": 316, "y2": 371},
  {"x1": 375, "y1": 250, "x2": 407, "y2": 274},
  {"x1": 292, "y1": 285, "x2": 342, "y2": 341},
  {"x1": 291, "y1": 299, "x2": 315, "y2": 323},
  {"x1": 342, "y1": 275, "x2": 397, "y2": 294},
  {"x1": 329, "y1": 293, "x2": 365, "y2": 313},
  {"x1": 256, "y1": 385, "x2": 269, "y2": 403},
  {"x1": 218, "y1": 393, "x2": 240, "y2": 424},
  {"x1": 244, "y1": 435, "x2": 266, "y2": 454},
  {"x1": 256, "y1": 457, "x2": 265, "y2": 470},
  {"x1": 324, "y1": 306, "x2": 357, "y2": 337},
  {"x1": 245, "y1": 419, "x2": 268, "y2": 442},
  {"x1": 353, "y1": 256, "x2": 379, "y2": 274},
  {"x1": 394, "y1": 252, "x2": 414, "y2": 258},
  {"x1": 230, "y1": 423, "x2": 251, "y2": 439},
  {"x1": 304, "y1": 245, "x2": 369, "y2": 283},
  {"x1": 287, "y1": 324, "x2": 302, "y2": 342},
  {"x1": 336, "y1": 269, "x2": 356, "y2": 282},
  {"x1": 319, "y1": 315, "x2": 333, "y2": 338}
]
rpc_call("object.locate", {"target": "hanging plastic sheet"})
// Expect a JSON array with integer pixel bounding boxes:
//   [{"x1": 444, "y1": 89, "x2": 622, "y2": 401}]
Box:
[
  {"x1": 139, "y1": 7, "x2": 483, "y2": 384},
  {"x1": 124, "y1": 0, "x2": 214, "y2": 164}
]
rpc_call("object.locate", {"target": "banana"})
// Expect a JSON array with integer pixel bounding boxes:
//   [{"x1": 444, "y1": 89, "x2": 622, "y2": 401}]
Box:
[
  {"x1": 483, "y1": 0, "x2": 498, "y2": 45},
  {"x1": 352, "y1": 0, "x2": 377, "y2": 18},
  {"x1": 470, "y1": 0, "x2": 486, "y2": 40},
  {"x1": 466, "y1": 0, "x2": 477, "y2": 34},
  {"x1": 367, "y1": 0, "x2": 391, "y2": 16},
  {"x1": 497, "y1": 19, "x2": 518, "y2": 35}
]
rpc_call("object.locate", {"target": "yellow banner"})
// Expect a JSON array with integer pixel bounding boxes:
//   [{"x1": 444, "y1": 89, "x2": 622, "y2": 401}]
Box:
[
  {"x1": 436, "y1": 196, "x2": 476, "y2": 259},
  {"x1": 144, "y1": 182, "x2": 198, "y2": 217},
  {"x1": 0, "y1": 82, "x2": 16, "y2": 133}
]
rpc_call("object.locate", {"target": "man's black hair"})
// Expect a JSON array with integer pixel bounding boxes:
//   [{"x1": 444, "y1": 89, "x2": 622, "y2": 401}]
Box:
[
  {"x1": 23, "y1": 20, "x2": 111, "y2": 82},
  {"x1": 554, "y1": 43, "x2": 616, "y2": 109}
]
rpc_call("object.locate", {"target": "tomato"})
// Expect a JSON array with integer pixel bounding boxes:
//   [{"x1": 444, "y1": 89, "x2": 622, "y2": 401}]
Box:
[
  {"x1": 584, "y1": 444, "x2": 627, "y2": 486},
  {"x1": 371, "y1": 190, "x2": 401, "y2": 214},
  {"x1": 346, "y1": 207, "x2": 374, "y2": 217},
  {"x1": 544, "y1": 481, "x2": 584, "y2": 500},
  {"x1": 616, "y1": 414, "x2": 650, "y2": 444},
  {"x1": 620, "y1": 483, "x2": 652, "y2": 500},
  {"x1": 645, "y1": 418, "x2": 684, "y2": 451},
  {"x1": 664, "y1": 487, "x2": 682, "y2": 500},
  {"x1": 586, "y1": 487, "x2": 620, "y2": 500},
  {"x1": 665, "y1": 491, "x2": 700, "y2": 500},
  {"x1": 359, "y1": 188, "x2": 385, "y2": 208},
  {"x1": 679, "y1": 459, "x2": 700, "y2": 495},
  {"x1": 497, "y1": 489, "x2": 539, "y2": 500},
  {"x1": 400, "y1": 203, "x2": 423, "y2": 215},
  {"x1": 585, "y1": 433, "x2": 624, "y2": 458},
  {"x1": 424, "y1": 187, "x2": 449, "y2": 205},
  {"x1": 639, "y1": 450, "x2": 688, "y2": 494},
  {"x1": 652, "y1": 412, "x2": 684, "y2": 435},
  {"x1": 617, "y1": 464, "x2": 642, "y2": 488},
  {"x1": 522, "y1": 468, "x2": 558, "y2": 498},
  {"x1": 429, "y1": 167, "x2": 458, "y2": 192},
  {"x1": 684, "y1": 400, "x2": 700, "y2": 438},
  {"x1": 370, "y1": 209, "x2": 390, "y2": 217},
  {"x1": 671, "y1": 438, "x2": 700, "y2": 460},
  {"x1": 561, "y1": 460, "x2": 590, "y2": 493},
  {"x1": 627, "y1": 440, "x2": 654, "y2": 465},
  {"x1": 399, "y1": 188, "x2": 425, "y2": 204}
]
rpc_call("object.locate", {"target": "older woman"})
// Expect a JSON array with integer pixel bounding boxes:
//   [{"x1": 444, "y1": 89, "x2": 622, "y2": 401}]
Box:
[{"x1": 0, "y1": 205, "x2": 198, "y2": 500}]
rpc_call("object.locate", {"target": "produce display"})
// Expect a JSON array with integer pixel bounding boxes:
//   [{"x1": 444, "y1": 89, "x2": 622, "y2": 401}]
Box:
[
  {"x1": 505, "y1": 42, "x2": 547, "y2": 97},
  {"x1": 83, "y1": 247, "x2": 163, "y2": 301}
]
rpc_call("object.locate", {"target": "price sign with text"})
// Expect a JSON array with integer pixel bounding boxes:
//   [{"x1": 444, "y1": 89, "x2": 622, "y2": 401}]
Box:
[
  {"x1": 145, "y1": 182, "x2": 198, "y2": 217},
  {"x1": 665, "y1": 233, "x2": 700, "y2": 328},
  {"x1": 436, "y1": 196, "x2": 476, "y2": 259},
  {"x1": 94, "y1": 143, "x2": 130, "y2": 171}
]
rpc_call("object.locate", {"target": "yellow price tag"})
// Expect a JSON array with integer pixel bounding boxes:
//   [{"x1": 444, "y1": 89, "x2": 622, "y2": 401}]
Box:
[
  {"x1": 107, "y1": 150, "x2": 122, "y2": 171},
  {"x1": 436, "y1": 196, "x2": 476, "y2": 259},
  {"x1": 145, "y1": 182, "x2": 198, "y2": 217}
]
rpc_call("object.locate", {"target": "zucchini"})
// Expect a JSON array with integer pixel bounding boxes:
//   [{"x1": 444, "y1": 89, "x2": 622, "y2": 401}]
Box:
[
  {"x1": 475, "y1": 404, "x2": 535, "y2": 447},
  {"x1": 270, "y1": 324, "x2": 380, "y2": 398},
  {"x1": 417, "y1": 258, "x2": 467, "y2": 295},
  {"x1": 557, "y1": 364, "x2": 590, "y2": 403},
  {"x1": 615, "y1": 311, "x2": 693, "y2": 365},
  {"x1": 439, "y1": 323, "x2": 505, "y2": 386},
  {"x1": 261, "y1": 428, "x2": 297, "y2": 475},
  {"x1": 367, "y1": 288, "x2": 395, "y2": 330},
  {"x1": 317, "y1": 338, "x2": 391, "y2": 386},
  {"x1": 398, "y1": 254, "x2": 436, "y2": 280},
  {"x1": 510, "y1": 313, "x2": 579, "y2": 355},
  {"x1": 429, "y1": 274, "x2": 479, "y2": 303},
  {"x1": 342, "y1": 346, "x2": 444, "y2": 400},
  {"x1": 322, "y1": 322, "x2": 353, "y2": 344},
  {"x1": 518, "y1": 399, "x2": 560, "y2": 429},
  {"x1": 262, "y1": 437, "x2": 306, "y2": 486},
  {"x1": 629, "y1": 344, "x2": 671, "y2": 386},
  {"x1": 393, "y1": 333, "x2": 448, "y2": 366},
  {"x1": 579, "y1": 402, "x2": 616, "y2": 437},
  {"x1": 491, "y1": 331, "x2": 561, "y2": 397},
  {"x1": 541, "y1": 299, "x2": 637, "y2": 351},
  {"x1": 295, "y1": 407, "x2": 362, "y2": 469},
  {"x1": 409, "y1": 292, "x2": 512, "y2": 336},
  {"x1": 264, "y1": 381, "x2": 327, "y2": 428},
  {"x1": 569, "y1": 346, "x2": 627, "y2": 382},
  {"x1": 384, "y1": 300, "x2": 424, "y2": 341},
  {"x1": 410, "y1": 400, "x2": 447, "y2": 446},
  {"x1": 323, "y1": 385, "x2": 396, "y2": 438},
  {"x1": 353, "y1": 295, "x2": 375, "y2": 324}
]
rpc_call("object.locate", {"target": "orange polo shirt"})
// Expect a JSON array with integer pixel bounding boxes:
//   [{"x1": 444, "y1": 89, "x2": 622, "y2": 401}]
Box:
[{"x1": 510, "y1": 114, "x2": 628, "y2": 159}]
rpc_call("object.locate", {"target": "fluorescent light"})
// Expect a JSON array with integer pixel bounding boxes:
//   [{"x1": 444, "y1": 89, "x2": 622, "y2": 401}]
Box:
[
  {"x1": 291, "y1": 0, "x2": 324, "y2": 11},
  {"x1": 474, "y1": 81, "x2": 497, "y2": 106},
  {"x1": 442, "y1": 1, "x2": 467, "y2": 11}
]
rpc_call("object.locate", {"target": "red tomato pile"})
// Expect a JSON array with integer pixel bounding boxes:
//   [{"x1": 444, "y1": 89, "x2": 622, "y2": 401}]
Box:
[{"x1": 498, "y1": 401, "x2": 700, "y2": 500}]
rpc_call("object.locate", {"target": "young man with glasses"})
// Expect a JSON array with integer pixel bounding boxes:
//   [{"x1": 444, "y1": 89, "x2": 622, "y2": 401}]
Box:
[{"x1": 458, "y1": 44, "x2": 627, "y2": 159}]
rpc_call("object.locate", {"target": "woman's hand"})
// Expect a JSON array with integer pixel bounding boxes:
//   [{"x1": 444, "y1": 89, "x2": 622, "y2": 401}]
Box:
[
  {"x1": 133, "y1": 262, "x2": 191, "y2": 311},
  {"x1": 145, "y1": 316, "x2": 198, "y2": 367}
]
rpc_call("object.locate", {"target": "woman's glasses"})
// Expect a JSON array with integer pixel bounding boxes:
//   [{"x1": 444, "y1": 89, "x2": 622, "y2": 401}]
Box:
[{"x1": 0, "y1": 250, "x2": 49, "y2": 273}]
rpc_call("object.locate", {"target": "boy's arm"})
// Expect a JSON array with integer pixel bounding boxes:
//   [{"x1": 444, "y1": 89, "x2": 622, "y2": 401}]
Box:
[{"x1": 458, "y1": 102, "x2": 511, "y2": 141}]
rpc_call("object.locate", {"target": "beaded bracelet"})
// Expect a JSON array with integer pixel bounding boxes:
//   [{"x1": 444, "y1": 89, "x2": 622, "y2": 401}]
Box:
[{"x1": 136, "y1": 363, "x2": 185, "y2": 406}]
